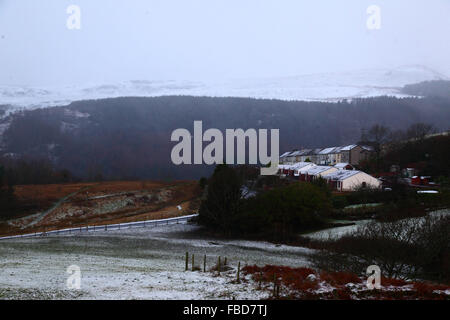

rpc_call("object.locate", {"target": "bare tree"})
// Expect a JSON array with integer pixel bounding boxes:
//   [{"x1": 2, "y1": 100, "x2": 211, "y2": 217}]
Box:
[{"x1": 406, "y1": 123, "x2": 436, "y2": 140}]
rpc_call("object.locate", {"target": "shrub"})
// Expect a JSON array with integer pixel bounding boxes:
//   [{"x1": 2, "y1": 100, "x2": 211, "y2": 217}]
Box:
[
  {"x1": 331, "y1": 195, "x2": 348, "y2": 210},
  {"x1": 311, "y1": 214, "x2": 450, "y2": 283},
  {"x1": 240, "y1": 183, "x2": 332, "y2": 241}
]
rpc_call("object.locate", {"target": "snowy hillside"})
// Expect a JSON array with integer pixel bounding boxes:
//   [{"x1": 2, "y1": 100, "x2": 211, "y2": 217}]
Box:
[{"x1": 0, "y1": 65, "x2": 447, "y2": 116}]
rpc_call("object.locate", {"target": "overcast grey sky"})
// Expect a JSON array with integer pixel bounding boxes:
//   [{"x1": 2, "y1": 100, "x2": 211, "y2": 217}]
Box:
[{"x1": 0, "y1": 0, "x2": 449, "y2": 86}]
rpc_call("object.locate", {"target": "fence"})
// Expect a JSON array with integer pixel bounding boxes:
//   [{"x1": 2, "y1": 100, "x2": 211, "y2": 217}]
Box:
[{"x1": 0, "y1": 213, "x2": 199, "y2": 241}]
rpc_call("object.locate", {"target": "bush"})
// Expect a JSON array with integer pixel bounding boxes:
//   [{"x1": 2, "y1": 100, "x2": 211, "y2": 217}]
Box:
[
  {"x1": 238, "y1": 183, "x2": 331, "y2": 241},
  {"x1": 311, "y1": 214, "x2": 450, "y2": 283},
  {"x1": 331, "y1": 195, "x2": 348, "y2": 210}
]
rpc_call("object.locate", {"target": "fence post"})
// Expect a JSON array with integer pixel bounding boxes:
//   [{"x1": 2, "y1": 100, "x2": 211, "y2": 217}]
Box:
[
  {"x1": 218, "y1": 256, "x2": 221, "y2": 274},
  {"x1": 203, "y1": 254, "x2": 206, "y2": 272},
  {"x1": 273, "y1": 273, "x2": 277, "y2": 297},
  {"x1": 237, "y1": 261, "x2": 241, "y2": 282},
  {"x1": 192, "y1": 254, "x2": 195, "y2": 271},
  {"x1": 185, "y1": 252, "x2": 189, "y2": 271}
]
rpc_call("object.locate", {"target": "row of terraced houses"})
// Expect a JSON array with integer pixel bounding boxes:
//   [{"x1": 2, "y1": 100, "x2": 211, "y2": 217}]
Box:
[
  {"x1": 278, "y1": 145, "x2": 381, "y2": 192},
  {"x1": 279, "y1": 144, "x2": 374, "y2": 166}
]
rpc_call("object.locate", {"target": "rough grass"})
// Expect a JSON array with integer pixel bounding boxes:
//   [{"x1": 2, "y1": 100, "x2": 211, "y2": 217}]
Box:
[
  {"x1": 1, "y1": 180, "x2": 201, "y2": 237},
  {"x1": 242, "y1": 265, "x2": 450, "y2": 300}
]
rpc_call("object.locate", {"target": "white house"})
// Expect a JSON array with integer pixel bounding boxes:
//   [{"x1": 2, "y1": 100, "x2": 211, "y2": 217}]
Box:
[
  {"x1": 292, "y1": 162, "x2": 316, "y2": 177},
  {"x1": 323, "y1": 170, "x2": 382, "y2": 191},
  {"x1": 278, "y1": 162, "x2": 314, "y2": 177}
]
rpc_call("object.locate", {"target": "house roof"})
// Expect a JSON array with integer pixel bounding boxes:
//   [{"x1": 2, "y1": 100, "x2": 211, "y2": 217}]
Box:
[
  {"x1": 361, "y1": 145, "x2": 374, "y2": 151},
  {"x1": 303, "y1": 166, "x2": 335, "y2": 175},
  {"x1": 339, "y1": 144, "x2": 358, "y2": 151},
  {"x1": 318, "y1": 147, "x2": 337, "y2": 155},
  {"x1": 280, "y1": 151, "x2": 293, "y2": 158},
  {"x1": 313, "y1": 148, "x2": 323, "y2": 154},
  {"x1": 288, "y1": 150, "x2": 302, "y2": 157},
  {"x1": 334, "y1": 162, "x2": 353, "y2": 169},
  {"x1": 290, "y1": 162, "x2": 314, "y2": 170},
  {"x1": 280, "y1": 144, "x2": 373, "y2": 159},
  {"x1": 298, "y1": 149, "x2": 312, "y2": 156},
  {"x1": 323, "y1": 170, "x2": 362, "y2": 181}
]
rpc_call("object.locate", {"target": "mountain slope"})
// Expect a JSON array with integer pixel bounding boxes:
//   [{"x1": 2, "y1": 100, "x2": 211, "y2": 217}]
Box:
[
  {"x1": 0, "y1": 65, "x2": 446, "y2": 116},
  {"x1": 1, "y1": 95, "x2": 450, "y2": 180}
]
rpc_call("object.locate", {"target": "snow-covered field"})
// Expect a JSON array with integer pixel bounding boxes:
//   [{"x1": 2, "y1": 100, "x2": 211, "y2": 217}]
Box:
[
  {"x1": 0, "y1": 223, "x2": 313, "y2": 300},
  {"x1": 0, "y1": 65, "x2": 446, "y2": 117}
]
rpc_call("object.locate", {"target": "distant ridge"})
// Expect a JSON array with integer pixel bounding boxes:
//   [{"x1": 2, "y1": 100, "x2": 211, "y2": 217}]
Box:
[{"x1": 0, "y1": 65, "x2": 446, "y2": 116}]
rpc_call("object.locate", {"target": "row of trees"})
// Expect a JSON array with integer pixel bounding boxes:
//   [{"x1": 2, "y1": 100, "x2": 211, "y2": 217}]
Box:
[
  {"x1": 0, "y1": 157, "x2": 79, "y2": 219},
  {"x1": 360, "y1": 122, "x2": 437, "y2": 155},
  {"x1": 359, "y1": 122, "x2": 449, "y2": 176},
  {"x1": 0, "y1": 157, "x2": 78, "y2": 186},
  {"x1": 0, "y1": 165, "x2": 16, "y2": 218}
]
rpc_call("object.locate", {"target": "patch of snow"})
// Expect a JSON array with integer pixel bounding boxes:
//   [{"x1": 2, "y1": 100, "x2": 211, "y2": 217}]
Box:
[
  {"x1": 0, "y1": 223, "x2": 313, "y2": 299},
  {"x1": 0, "y1": 65, "x2": 446, "y2": 112}
]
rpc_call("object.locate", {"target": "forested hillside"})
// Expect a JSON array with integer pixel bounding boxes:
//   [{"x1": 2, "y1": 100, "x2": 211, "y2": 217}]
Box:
[{"x1": 1, "y1": 95, "x2": 449, "y2": 180}]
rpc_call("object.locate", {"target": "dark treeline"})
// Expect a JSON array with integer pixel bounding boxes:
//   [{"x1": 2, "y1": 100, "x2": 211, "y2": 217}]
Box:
[
  {"x1": 1, "y1": 94, "x2": 450, "y2": 180},
  {"x1": 0, "y1": 157, "x2": 78, "y2": 186},
  {"x1": 402, "y1": 80, "x2": 450, "y2": 99},
  {"x1": 358, "y1": 122, "x2": 450, "y2": 181},
  {"x1": 0, "y1": 157, "x2": 79, "y2": 219}
]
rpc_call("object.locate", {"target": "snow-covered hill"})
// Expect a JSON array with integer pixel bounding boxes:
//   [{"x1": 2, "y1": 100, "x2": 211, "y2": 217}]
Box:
[{"x1": 0, "y1": 65, "x2": 447, "y2": 116}]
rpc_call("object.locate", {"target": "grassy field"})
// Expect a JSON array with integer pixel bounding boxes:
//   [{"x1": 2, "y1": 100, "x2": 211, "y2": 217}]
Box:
[{"x1": 0, "y1": 223, "x2": 313, "y2": 300}]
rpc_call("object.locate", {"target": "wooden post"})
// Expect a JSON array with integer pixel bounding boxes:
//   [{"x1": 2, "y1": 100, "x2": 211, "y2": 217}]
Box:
[
  {"x1": 218, "y1": 256, "x2": 221, "y2": 274},
  {"x1": 185, "y1": 252, "x2": 189, "y2": 271},
  {"x1": 203, "y1": 254, "x2": 206, "y2": 272},
  {"x1": 258, "y1": 272, "x2": 262, "y2": 289},
  {"x1": 273, "y1": 273, "x2": 277, "y2": 297},
  {"x1": 237, "y1": 261, "x2": 240, "y2": 282},
  {"x1": 192, "y1": 254, "x2": 195, "y2": 271},
  {"x1": 224, "y1": 257, "x2": 227, "y2": 265}
]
